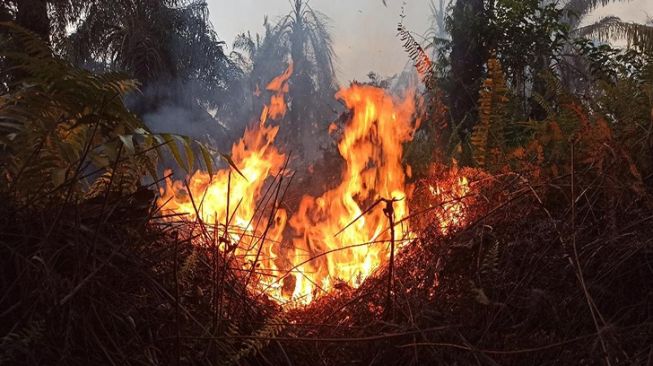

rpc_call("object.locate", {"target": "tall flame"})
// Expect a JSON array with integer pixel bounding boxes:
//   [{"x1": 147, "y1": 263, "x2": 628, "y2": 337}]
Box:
[
  {"x1": 286, "y1": 85, "x2": 418, "y2": 303},
  {"x1": 158, "y1": 66, "x2": 468, "y2": 306},
  {"x1": 158, "y1": 65, "x2": 291, "y2": 299}
]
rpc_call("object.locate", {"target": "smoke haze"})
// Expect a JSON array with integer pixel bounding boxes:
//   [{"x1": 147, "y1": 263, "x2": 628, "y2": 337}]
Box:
[{"x1": 208, "y1": 0, "x2": 653, "y2": 84}]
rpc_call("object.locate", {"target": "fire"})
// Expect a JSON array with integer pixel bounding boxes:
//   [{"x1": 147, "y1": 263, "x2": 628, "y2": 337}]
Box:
[
  {"x1": 286, "y1": 85, "x2": 418, "y2": 303},
  {"x1": 158, "y1": 65, "x2": 290, "y2": 301},
  {"x1": 428, "y1": 175, "x2": 470, "y2": 234},
  {"x1": 410, "y1": 162, "x2": 474, "y2": 236},
  {"x1": 158, "y1": 65, "x2": 469, "y2": 306}
]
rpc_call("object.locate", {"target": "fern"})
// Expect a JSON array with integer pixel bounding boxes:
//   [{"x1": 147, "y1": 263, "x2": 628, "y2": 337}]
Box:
[
  {"x1": 397, "y1": 22, "x2": 436, "y2": 90},
  {"x1": 0, "y1": 320, "x2": 44, "y2": 363},
  {"x1": 0, "y1": 23, "x2": 220, "y2": 206},
  {"x1": 480, "y1": 240, "x2": 500, "y2": 278},
  {"x1": 471, "y1": 57, "x2": 509, "y2": 170},
  {"x1": 84, "y1": 161, "x2": 143, "y2": 199},
  {"x1": 224, "y1": 313, "x2": 287, "y2": 365}
]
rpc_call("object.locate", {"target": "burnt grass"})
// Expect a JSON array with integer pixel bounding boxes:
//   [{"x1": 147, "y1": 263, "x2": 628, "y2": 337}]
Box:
[{"x1": 1, "y1": 170, "x2": 652, "y2": 365}]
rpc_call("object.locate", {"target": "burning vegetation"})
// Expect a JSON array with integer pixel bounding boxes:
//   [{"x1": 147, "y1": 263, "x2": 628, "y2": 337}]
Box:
[
  {"x1": 157, "y1": 65, "x2": 475, "y2": 306},
  {"x1": 1, "y1": 1, "x2": 653, "y2": 365}
]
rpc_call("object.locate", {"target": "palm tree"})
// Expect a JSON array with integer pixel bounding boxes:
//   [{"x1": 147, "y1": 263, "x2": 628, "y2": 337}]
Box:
[
  {"x1": 3, "y1": 0, "x2": 241, "y2": 104},
  {"x1": 563, "y1": 0, "x2": 625, "y2": 28},
  {"x1": 6, "y1": 0, "x2": 100, "y2": 42},
  {"x1": 564, "y1": 0, "x2": 653, "y2": 50},
  {"x1": 447, "y1": 0, "x2": 486, "y2": 160},
  {"x1": 69, "y1": 1, "x2": 238, "y2": 88},
  {"x1": 576, "y1": 16, "x2": 653, "y2": 52},
  {"x1": 235, "y1": 0, "x2": 338, "y2": 159},
  {"x1": 428, "y1": 0, "x2": 449, "y2": 41},
  {"x1": 64, "y1": 0, "x2": 244, "y2": 144}
]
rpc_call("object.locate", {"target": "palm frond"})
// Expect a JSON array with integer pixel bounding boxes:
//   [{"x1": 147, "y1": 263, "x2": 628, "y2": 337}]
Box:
[
  {"x1": 577, "y1": 16, "x2": 653, "y2": 52},
  {"x1": 563, "y1": 0, "x2": 630, "y2": 27}
]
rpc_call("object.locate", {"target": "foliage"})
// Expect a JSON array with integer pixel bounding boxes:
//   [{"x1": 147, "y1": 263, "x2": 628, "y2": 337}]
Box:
[
  {"x1": 438, "y1": 0, "x2": 651, "y2": 147},
  {"x1": 471, "y1": 57, "x2": 509, "y2": 169},
  {"x1": 225, "y1": 313, "x2": 287, "y2": 365},
  {"x1": 489, "y1": 0, "x2": 569, "y2": 116},
  {"x1": 66, "y1": 0, "x2": 243, "y2": 113},
  {"x1": 0, "y1": 23, "x2": 217, "y2": 205},
  {"x1": 398, "y1": 22, "x2": 436, "y2": 90},
  {"x1": 576, "y1": 16, "x2": 653, "y2": 53},
  {"x1": 575, "y1": 37, "x2": 653, "y2": 82},
  {"x1": 2, "y1": 1, "x2": 653, "y2": 365},
  {"x1": 234, "y1": 0, "x2": 339, "y2": 158},
  {"x1": 563, "y1": 0, "x2": 636, "y2": 28},
  {"x1": 447, "y1": 0, "x2": 487, "y2": 140}
]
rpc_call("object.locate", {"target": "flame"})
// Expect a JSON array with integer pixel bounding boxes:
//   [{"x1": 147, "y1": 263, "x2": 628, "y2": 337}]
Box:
[
  {"x1": 286, "y1": 85, "x2": 418, "y2": 303},
  {"x1": 428, "y1": 176, "x2": 470, "y2": 234},
  {"x1": 423, "y1": 162, "x2": 472, "y2": 235},
  {"x1": 265, "y1": 64, "x2": 293, "y2": 120},
  {"x1": 158, "y1": 65, "x2": 470, "y2": 306},
  {"x1": 158, "y1": 65, "x2": 291, "y2": 300}
]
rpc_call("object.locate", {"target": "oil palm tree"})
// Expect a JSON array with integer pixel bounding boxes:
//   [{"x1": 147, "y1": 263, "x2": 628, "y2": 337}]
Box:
[
  {"x1": 7, "y1": 0, "x2": 103, "y2": 42},
  {"x1": 4, "y1": 0, "x2": 241, "y2": 107},
  {"x1": 576, "y1": 16, "x2": 653, "y2": 52},
  {"x1": 565, "y1": 0, "x2": 653, "y2": 51},
  {"x1": 64, "y1": 0, "x2": 243, "y2": 143},
  {"x1": 282, "y1": 0, "x2": 338, "y2": 158},
  {"x1": 68, "y1": 0, "x2": 239, "y2": 93},
  {"x1": 235, "y1": 0, "x2": 338, "y2": 159}
]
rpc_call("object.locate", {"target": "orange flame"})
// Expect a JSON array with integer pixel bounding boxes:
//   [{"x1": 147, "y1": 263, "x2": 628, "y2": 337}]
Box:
[
  {"x1": 158, "y1": 65, "x2": 291, "y2": 300},
  {"x1": 417, "y1": 162, "x2": 474, "y2": 235},
  {"x1": 158, "y1": 66, "x2": 469, "y2": 306},
  {"x1": 428, "y1": 176, "x2": 470, "y2": 235},
  {"x1": 285, "y1": 85, "x2": 418, "y2": 303}
]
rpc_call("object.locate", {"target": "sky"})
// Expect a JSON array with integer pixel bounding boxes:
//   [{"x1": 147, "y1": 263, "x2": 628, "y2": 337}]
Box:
[{"x1": 207, "y1": 0, "x2": 653, "y2": 84}]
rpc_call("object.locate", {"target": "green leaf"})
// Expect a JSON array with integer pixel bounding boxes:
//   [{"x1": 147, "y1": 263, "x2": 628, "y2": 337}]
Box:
[
  {"x1": 162, "y1": 133, "x2": 188, "y2": 173},
  {"x1": 199, "y1": 145, "x2": 215, "y2": 176},
  {"x1": 182, "y1": 136, "x2": 195, "y2": 172}
]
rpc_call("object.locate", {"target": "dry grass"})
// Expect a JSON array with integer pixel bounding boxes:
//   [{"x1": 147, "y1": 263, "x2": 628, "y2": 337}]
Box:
[{"x1": 1, "y1": 163, "x2": 652, "y2": 365}]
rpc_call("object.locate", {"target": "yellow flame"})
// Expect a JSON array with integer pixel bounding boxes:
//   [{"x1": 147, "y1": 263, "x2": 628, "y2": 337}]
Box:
[
  {"x1": 158, "y1": 67, "x2": 470, "y2": 306},
  {"x1": 286, "y1": 85, "x2": 418, "y2": 302}
]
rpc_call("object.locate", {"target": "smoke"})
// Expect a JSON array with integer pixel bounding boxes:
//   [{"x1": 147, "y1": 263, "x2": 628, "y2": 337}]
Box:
[
  {"x1": 208, "y1": 0, "x2": 434, "y2": 84},
  {"x1": 122, "y1": 0, "x2": 430, "y2": 170}
]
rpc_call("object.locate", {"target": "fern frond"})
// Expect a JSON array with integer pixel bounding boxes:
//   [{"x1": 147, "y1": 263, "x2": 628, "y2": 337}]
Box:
[
  {"x1": 471, "y1": 57, "x2": 509, "y2": 170},
  {"x1": 397, "y1": 23, "x2": 436, "y2": 90},
  {"x1": 225, "y1": 313, "x2": 287, "y2": 365},
  {"x1": 0, "y1": 23, "x2": 223, "y2": 205},
  {"x1": 480, "y1": 240, "x2": 500, "y2": 277}
]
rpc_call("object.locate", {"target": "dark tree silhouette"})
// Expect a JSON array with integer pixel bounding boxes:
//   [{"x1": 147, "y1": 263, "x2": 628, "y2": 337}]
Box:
[
  {"x1": 233, "y1": 0, "x2": 339, "y2": 159},
  {"x1": 448, "y1": 0, "x2": 487, "y2": 162}
]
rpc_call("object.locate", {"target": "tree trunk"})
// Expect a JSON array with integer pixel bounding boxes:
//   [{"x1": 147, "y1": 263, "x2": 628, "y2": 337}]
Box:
[
  {"x1": 449, "y1": 0, "x2": 487, "y2": 164},
  {"x1": 529, "y1": 54, "x2": 550, "y2": 121},
  {"x1": 16, "y1": 0, "x2": 50, "y2": 41}
]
